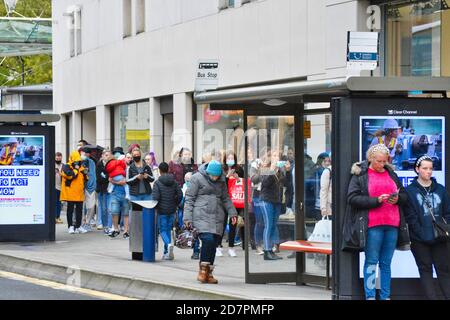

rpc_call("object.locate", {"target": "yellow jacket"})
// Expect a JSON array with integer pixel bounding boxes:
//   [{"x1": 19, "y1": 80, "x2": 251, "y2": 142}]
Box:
[{"x1": 60, "y1": 150, "x2": 87, "y2": 202}]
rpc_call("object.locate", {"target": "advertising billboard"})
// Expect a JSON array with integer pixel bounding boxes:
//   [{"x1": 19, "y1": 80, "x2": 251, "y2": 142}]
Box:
[
  {"x1": 358, "y1": 116, "x2": 445, "y2": 278},
  {"x1": 0, "y1": 136, "x2": 45, "y2": 225},
  {"x1": 0, "y1": 125, "x2": 54, "y2": 242}
]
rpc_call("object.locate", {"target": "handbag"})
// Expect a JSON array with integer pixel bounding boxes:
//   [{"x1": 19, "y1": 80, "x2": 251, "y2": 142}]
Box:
[{"x1": 422, "y1": 193, "x2": 450, "y2": 242}]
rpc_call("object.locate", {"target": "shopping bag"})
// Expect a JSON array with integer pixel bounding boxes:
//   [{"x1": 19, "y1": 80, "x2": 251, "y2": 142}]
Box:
[
  {"x1": 228, "y1": 177, "x2": 251, "y2": 209},
  {"x1": 307, "y1": 216, "x2": 332, "y2": 243}
]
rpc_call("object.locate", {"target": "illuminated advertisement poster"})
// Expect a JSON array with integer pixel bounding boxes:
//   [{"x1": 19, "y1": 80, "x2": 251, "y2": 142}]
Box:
[
  {"x1": 359, "y1": 116, "x2": 445, "y2": 278},
  {"x1": 0, "y1": 136, "x2": 45, "y2": 225}
]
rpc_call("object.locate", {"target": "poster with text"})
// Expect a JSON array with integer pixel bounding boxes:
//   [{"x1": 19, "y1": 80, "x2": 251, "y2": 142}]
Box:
[
  {"x1": 0, "y1": 136, "x2": 45, "y2": 225},
  {"x1": 359, "y1": 116, "x2": 445, "y2": 278}
]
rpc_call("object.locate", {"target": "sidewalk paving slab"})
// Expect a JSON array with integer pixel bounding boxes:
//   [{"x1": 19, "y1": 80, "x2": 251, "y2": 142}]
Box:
[{"x1": 0, "y1": 221, "x2": 331, "y2": 300}]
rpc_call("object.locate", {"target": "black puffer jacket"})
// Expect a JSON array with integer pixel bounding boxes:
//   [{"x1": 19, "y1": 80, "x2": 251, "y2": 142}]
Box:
[
  {"x1": 342, "y1": 161, "x2": 410, "y2": 252},
  {"x1": 152, "y1": 174, "x2": 182, "y2": 215},
  {"x1": 96, "y1": 160, "x2": 109, "y2": 194},
  {"x1": 127, "y1": 162, "x2": 154, "y2": 196}
]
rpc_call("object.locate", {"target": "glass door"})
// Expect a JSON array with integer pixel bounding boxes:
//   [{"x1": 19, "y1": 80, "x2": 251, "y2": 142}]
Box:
[
  {"x1": 244, "y1": 106, "x2": 299, "y2": 284},
  {"x1": 302, "y1": 112, "x2": 332, "y2": 281}
]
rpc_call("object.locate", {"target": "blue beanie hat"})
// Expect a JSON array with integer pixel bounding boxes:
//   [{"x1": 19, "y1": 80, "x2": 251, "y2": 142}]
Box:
[
  {"x1": 318, "y1": 152, "x2": 330, "y2": 160},
  {"x1": 206, "y1": 160, "x2": 223, "y2": 177}
]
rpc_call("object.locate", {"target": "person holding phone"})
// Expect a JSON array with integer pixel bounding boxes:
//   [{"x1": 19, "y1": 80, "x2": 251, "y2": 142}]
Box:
[
  {"x1": 127, "y1": 148, "x2": 155, "y2": 239},
  {"x1": 259, "y1": 149, "x2": 290, "y2": 260},
  {"x1": 346, "y1": 144, "x2": 409, "y2": 300},
  {"x1": 404, "y1": 155, "x2": 450, "y2": 300}
]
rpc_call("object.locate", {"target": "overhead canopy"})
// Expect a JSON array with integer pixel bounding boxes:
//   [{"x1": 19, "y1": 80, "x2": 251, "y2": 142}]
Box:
[
  {"x1": 193, "y1": 77, "x2": 450, "y2": 105},
  {"x1": 0, "y1": 18, "x2": 52, "y2": 57}
]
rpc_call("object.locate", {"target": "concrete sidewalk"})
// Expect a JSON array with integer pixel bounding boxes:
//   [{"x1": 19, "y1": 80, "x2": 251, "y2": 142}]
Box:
[{"x1": 0, "y1": 220, "x2": 331, "y2": 300}]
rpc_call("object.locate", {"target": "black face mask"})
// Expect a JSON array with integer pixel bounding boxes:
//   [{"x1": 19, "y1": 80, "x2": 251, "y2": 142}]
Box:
[
  {"x1": 55, "y1": 160, "x2": 62, "y2": 165},
  {"x1": 133, "y1": 156, "x2": 141, "y2": 163}
]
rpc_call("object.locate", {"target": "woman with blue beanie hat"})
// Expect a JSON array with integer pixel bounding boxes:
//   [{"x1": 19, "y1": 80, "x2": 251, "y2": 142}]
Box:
[{"x1": 183, "y1": 160, "x2": 238, "y2": 284}]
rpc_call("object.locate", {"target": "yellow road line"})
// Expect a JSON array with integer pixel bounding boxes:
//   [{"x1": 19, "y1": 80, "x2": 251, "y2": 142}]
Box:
[{"x1": 0, "y1": 270, "x2": 138, "y2": 300}]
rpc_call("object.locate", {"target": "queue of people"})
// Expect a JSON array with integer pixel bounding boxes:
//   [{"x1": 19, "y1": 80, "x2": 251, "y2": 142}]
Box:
[{"x1": 54, "y1": 141, "x2": 449, "y2": 296}]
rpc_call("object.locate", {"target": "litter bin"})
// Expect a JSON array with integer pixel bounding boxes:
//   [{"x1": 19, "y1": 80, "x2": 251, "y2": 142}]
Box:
[{"x1": 129, "y1": 200, "x2": 158, "y2": 262}]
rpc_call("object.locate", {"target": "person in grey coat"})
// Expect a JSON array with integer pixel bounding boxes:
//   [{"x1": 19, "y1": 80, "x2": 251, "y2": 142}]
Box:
[{"x1": 183, "y1": 160, "x2": 237, "y2": 284}]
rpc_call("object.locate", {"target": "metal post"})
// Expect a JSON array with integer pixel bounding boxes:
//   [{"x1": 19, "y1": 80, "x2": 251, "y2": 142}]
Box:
[{"x1": 142, "y1": 207, "x2": 155, "y2": 262}]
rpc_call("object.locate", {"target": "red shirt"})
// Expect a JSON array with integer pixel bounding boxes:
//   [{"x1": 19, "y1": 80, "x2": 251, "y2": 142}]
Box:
[{"x1": 367, "y1": 168, "x2": 400, "y2": 228}]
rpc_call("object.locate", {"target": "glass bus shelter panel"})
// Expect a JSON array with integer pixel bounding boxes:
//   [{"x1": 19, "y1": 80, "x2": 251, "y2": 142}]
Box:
[
  {"x1": 303, "y1": 113, "x2": 332, "y2": 277},
  {"x1": 246, "y1": 115, "x2": 296, "y2": 274}
]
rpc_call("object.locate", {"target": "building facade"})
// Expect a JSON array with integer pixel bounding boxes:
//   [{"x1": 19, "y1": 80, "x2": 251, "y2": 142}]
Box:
[
  {"x1": 52, "y1": 0, "x2": 450, "y2": 287},
  {"x1": 53, "y1": 0, "x2": 375, "y2": 159}
]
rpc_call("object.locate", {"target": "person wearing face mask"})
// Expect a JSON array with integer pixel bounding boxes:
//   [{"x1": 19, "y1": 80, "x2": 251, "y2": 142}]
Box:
[
  {"x1": 127, "y1": 148, "x2": 155, "y2": 240},
  {"x1": 183, "y1": 160, "x2": 237, "y2": 284},
  {"x1": 217, "y1": 151, "x2": 244, "y2": 258},
  {"x1": 169, "y1": 147, "x2": 198, "y2": 187},
  {"x1": 96, "y1": 149, "x2": 112, "y2": 233},
  {"x1": 55, "y1": 152, "x2": 64, "y2": 224},
  {"x1": 79, "y1": 147, "x2": 97, "y2": 231},
  {"x1": 259, "y1": 149, "x2": 291, "y2": 260},
  {"x1": 60, "y1": 150, "x2": 89, "y2": 234}
]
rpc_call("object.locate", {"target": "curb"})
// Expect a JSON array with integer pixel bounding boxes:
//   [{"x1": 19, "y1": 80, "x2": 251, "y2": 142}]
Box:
[{"x1": 0, "y1": 254, "x2": 245, "y2": 300}]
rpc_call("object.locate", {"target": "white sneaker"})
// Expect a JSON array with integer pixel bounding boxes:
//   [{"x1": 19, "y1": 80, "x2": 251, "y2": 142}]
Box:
[
  {"x1": 216, "y1": 247, "x2": 223, "y2": 257},
  {"x1": 73, "y1": 228, "x2": 80, "y2": 234},
  {"x1": 68, "y1": 226, "x2": 75, "y2": 234},
  {"x1": 168, "y1": 244, "x2": 174, "y2": 260},
  {"x1": 255, "y1": 247, "x2": 264, "y2": 255},
  {"x1": 228, "y1": 248, "x2": 237, "y2": 257},
  {"x1": 97, "y1": 224, "x2": 104, "y2": 230},
  {"x1": 77, "y1": 226, "x2": 88, "y2": 234}
]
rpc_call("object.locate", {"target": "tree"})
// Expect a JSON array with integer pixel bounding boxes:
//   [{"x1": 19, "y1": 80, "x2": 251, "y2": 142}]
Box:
[{"x1": 0, "y1": 0, "x2": 52, "y2": 87}]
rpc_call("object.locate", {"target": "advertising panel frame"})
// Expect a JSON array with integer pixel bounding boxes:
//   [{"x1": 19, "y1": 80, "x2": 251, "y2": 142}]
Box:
[
  {"x1": 333, "y1": 96, "x2": 450, "y2": 300},
  {"x1": 0, "y1": 125, "x2": 55, "y2": 242}
]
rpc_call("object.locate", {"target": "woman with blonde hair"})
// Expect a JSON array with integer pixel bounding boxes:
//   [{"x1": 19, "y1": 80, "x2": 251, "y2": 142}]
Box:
[{"x1": 344, "y1": 144, "x2": 410, "y2": 300}]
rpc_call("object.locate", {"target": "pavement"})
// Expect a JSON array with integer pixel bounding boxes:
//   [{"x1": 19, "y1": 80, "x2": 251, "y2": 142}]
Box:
[{"x1": 0, "y1": 216, "x2": 332, "y2": 300}]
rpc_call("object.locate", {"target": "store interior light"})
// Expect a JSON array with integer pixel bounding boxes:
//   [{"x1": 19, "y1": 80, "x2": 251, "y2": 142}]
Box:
[{"x1": 263, "y1": 99, "x2": 287, "y2": 106}]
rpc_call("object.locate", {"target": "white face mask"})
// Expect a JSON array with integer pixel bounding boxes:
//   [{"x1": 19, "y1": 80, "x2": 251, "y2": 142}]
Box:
[
  {"x1": 80, "y1": 155, "x2": 87, "y2": 161},
  {"x1": 209, "y1": 174, "x2": 219, "y2": 181}
]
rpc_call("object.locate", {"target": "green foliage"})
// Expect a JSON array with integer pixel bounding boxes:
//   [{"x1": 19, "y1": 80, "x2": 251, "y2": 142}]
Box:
[{"x1": 0, "y1": 0, "x2": 52, "y2": 87}]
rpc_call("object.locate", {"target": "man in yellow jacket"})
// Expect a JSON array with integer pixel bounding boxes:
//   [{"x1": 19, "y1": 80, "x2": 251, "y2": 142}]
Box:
[{"x1": 60, "y1": 150, "x2": 89, "y2": 234}]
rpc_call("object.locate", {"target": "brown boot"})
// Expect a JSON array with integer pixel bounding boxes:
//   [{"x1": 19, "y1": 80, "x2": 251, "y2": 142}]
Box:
[
  {"x1": 197, "y1": 262, "x2": 209, "y2": 283},
  {"x1": 207, "y1": 265, "x2": 219, "y2": 284}
]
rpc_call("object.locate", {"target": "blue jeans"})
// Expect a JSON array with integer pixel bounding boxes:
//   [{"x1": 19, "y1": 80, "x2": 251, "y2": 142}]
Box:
[
  {"x1": 252, "y1": 197, "x2": 264, "y2": 246},
  {"x1": 176, "y1": 209, "x2": 184, "y2": 230},
  {"x1": 193, "y1": 238, "x2": 200, "y2": 254},
  {"x1": 260, "y1": 200, "x2": 281, "y2": 251},
  {"x1": 199, "y1": 233, "x2": 221, "y2": 265},
  {"x1": 55, "y1": 189, "x2": 61, "y2": 219},
  {"x1": 363, "y1": 226, "x2": 398, "y2": 300},
  {"x1": 97, "y1": 193, "x2": 111, "y2": 228},
  {"x1": 158, "y1": 214, "x2": 174, "y2": 254},
  {"x1": 109, "y1": 185, "x2": 130, "y2": 216}
]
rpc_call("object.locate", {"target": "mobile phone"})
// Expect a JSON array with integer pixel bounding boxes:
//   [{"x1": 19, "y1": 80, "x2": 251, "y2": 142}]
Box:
[{"x1": 388, "y1": 190, "x2": 399, "y2": 201}]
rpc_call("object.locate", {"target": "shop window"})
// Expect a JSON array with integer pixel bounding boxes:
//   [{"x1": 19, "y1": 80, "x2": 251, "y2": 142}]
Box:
[
  {"x1": 194, "y1": 105, "x2": 244, "y2": 164},
  {"x1": 385, "y1": 0, "x2": 450, "y2": 76},
  {"x1": 113, "y1": 101, "x2": 150, "y2": 153}
]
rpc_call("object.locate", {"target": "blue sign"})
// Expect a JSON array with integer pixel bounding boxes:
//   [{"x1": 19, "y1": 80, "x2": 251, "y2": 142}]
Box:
[{"x1": 348, "y1": 52, "x2": 378, "y2": 61}]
